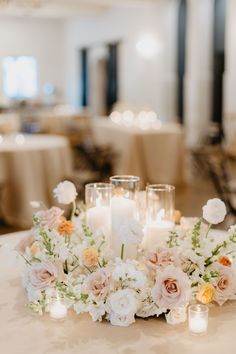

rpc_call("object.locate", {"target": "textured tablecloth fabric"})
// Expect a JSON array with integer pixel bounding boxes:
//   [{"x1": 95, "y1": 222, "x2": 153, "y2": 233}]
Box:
[
  {"x1": 0, "y1": 231, "x2": 235, "y2": 354},
  {"x1": 0, "y1": 134, "x2": 73, "y2": 228},
  {"x1": 91, "y1": 118, "x2": 185, "y2": 188}
]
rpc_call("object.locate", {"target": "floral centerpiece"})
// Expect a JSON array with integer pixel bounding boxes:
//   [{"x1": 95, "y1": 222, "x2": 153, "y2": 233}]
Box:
[{"x1": 18, "y1": 181, "x2": 236, "y2": 327}]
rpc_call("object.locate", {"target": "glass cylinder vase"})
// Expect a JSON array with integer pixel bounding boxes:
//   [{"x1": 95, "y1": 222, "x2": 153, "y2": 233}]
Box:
[
  {"x1": 144, "y1": 184, "x2": 175, "y2": 250},
  {"x1": 85, "y1": 183, "x2": 113, "y2": 243},
  {"x1": 110, "y1": 175, "x2": 140, "y2": 260}
]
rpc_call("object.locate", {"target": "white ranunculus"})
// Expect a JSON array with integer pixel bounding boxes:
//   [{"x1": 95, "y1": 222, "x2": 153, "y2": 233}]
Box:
[
  {"x1": 53, "y1": 180, "x2": 77, "y2": 205},
  {"x1": 165, "y1": 307, "x2": 187, "y2": 325},
  {"x1": 107, "y1": 289, "x2": 138, "y2": 326},
  {"x1": 118, "y1": 218, "x2": 144, "y2": 245},
  {"x1": 202, "y1": 198, "x2": 227, "y2": 224}
]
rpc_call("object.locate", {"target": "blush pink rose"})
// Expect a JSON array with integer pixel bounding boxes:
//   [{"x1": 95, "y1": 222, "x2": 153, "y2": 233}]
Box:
[
  {"x1": 211, "y1": 264, "x2": 236, "y2": 305},
  {"x1": 152, "y1": 265, "x2": 190, "y2": 309},
  {"x1": 85, "y1": 268, "x2": 110, "y2": 301},
  {"x1": 35, "y1": 207, "x2": 64, "y2": 229},
  {"x1": 29, "y1": 261, "x2": 58, "y2": 290},
  {"x1": 146, "y1": 248, "x2": 181, "y2": 271}
]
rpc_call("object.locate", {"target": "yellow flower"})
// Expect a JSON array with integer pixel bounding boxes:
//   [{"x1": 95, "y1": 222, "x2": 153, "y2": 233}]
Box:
[
  {"x1": 196, "y1": 283, "x2": 215, "y2": 304},
  {"x1": 82, "y1": 247, "x2": 99, "y2": 267},
  {"x1": 31, "y1": 244, "x2": 41, "y2": 256}
]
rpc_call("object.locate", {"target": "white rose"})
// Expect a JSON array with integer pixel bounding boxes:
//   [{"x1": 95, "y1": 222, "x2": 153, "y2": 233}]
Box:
[
  {"x1": 202, "y1": 198, "x2": 226, "y2": 224},
  {"x1": 118, "y1": 218, "x2": 144, "y2": 245},
  {"x1": 53, "y1": 180, "x2": 77, "y2": 205},
  {"x1": 107, "y1": 289, "x2": 138, "y2": 326},
  {"x1": 165, "y1": 307, "x2": 187, "y2": 325}
]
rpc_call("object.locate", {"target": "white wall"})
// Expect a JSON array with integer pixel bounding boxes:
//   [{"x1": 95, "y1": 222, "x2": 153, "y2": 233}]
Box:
[
  {"x1": 0, "y1": 17, "x2": 66, "y2": 103},
  {"x1": 64, "y1": 0, "x2": 179, "y2": 121}
]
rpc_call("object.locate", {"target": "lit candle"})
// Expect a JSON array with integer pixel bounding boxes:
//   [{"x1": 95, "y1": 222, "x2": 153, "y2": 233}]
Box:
[
  {"x1": 188, "y1": 304, "x2": 208, "y2": 335},
  {"x1": 50, "y1": 298, "x2": 67, "y2": 320}
]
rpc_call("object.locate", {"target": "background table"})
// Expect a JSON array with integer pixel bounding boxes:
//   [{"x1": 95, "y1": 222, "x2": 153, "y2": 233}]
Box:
[
  {"x1": 0, "y1": 230, "x2": 235, "y2": 354},
  {"x1": 0, "y1": 134, "x2": 72, "y2": 228},
  {"x1": 91, "y1": 118, "x2": 185, "y2": 188}
]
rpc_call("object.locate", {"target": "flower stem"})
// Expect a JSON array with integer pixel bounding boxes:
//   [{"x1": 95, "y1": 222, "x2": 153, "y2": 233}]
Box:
[
  {"x1": 121, "y1": 243, "x2": 125, "y2": 260},
  {"x1": 70, "y1": 200, "x2": 76, "y2": 220},
  {"x1": 205, "y1": 223, "x2": 212, "y2": 238}
]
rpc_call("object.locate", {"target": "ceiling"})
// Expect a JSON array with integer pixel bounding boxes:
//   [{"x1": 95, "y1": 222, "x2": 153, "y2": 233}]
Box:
[{"x1": 0, "y1": 0, "x2": 159, "y2": 18}]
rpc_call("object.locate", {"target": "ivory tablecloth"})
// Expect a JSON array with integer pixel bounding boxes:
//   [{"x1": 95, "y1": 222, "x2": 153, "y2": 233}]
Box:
[
  {"x1": 91, "y1": 118, "x2": 185, "y2": 188},
  {"x1": 0, "y1": 231, "x2": 235, "y2": 354},
  {"x1": 0, "y1": 134, "x2": 73, "y2": 228}
]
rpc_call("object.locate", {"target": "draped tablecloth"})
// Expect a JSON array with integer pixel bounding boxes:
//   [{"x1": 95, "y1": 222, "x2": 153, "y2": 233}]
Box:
[
  {"x1": 0, "y1": 230, "x2": 235, "y2": 354},
  {"x1": 90, "y1": 118, "x2": 185, "y2": 188},
  {"x1": 0, "y1": 134, "x2": 73, "y2": 228}
]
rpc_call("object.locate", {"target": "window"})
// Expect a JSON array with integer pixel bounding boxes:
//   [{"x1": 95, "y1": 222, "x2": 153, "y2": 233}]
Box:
[{"x1": 3, "y1": 56, "x2": 38, "y2": 99}]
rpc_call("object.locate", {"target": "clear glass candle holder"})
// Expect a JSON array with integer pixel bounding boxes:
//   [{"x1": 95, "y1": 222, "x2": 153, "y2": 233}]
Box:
[
  {"x1": 85, "y1": 183, "x2": 113, "y2": 240},
  {"x1": 49, "y1": 296, "x2": 67, "y2": 321},
  {"x1": 110, "y1": 175, "x2": 140, "y2": 259},
  {"x1": 144, "y1": 184, "x2": 175, "y2": 249},
  {"x1": 188, "y1": 304, "x2": 209, "y2": 335}
]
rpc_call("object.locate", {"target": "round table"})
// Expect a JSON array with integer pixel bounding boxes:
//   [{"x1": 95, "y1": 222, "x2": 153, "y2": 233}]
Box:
[
  {"x1": 91, "y1": 118, "x2": 185, "y2": 188},
  {"x1": 0, "y1": 230, "x2": 235, "y2": 354},
  {"x1": 0, "y1": 134, "x2": 73, "y2": 228}
]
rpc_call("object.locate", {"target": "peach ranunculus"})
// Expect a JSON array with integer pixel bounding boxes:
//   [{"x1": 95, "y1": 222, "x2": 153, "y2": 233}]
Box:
[
  {"x1": 82, "y1": 247, "x2": 99, "y2": 268},
  {"x1": 145, "y1": 248, "x2": 181, "y2": 271},
  {"x1": 85, "y1": 268, "x2": 110, "y2": 300},
  {"x1": 28, "y1": 261, "x2": 58, "y2": 290},
  {"x1": 211, "y1": 264, "x2": 236, "y2": 305},
  {"x1": 218, "y1": 255, "x2": 232, "y2": 267},
  {"x1": 196, "y1": 283, "x2": 215, "y2": 304},
  {"x1": 35, "y1": 206, "x2": 64, "y2": 229},
  {"x1": 58, "y1": 220, "x2": 75, "y2": 236},
  {"x1": 152, "y1": 265, "x2": 190, "y2": 309}
]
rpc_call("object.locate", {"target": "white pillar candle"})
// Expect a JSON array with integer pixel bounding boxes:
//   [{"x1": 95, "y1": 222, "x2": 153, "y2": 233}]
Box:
[
  {"x1": 144, "y1": 220, "x2": 174, "y2": 250},
  {"x1": 111, "y1": 196, "x2": 137, "y2": 259},
  {"x1": 50, "y1": 300, "x2": 67, "y2": 320},
  {"x1": 86, "y1": 205, "x2": 111, "y2": 238}
]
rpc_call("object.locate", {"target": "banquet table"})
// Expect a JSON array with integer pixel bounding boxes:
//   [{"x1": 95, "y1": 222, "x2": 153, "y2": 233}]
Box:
[
  {"x1": 0, "y1": 134, "x2": 72, "y2": 228},
  {"x1": 90, "y1": 118, "x2": 185, "y2": 188},
  {"x1": 0, "y1": 230, "x2": 236, "y2": 354}
]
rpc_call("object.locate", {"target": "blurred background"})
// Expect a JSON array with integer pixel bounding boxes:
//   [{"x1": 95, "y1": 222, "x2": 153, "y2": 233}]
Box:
[{"x1": 0, "y1": 0, "x2": 236, "y2": 233}]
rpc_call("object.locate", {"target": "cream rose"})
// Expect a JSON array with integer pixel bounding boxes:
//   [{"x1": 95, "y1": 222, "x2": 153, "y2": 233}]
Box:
[
  {"x1": 202, "y1": 198, "x2": 227, "y2": 224},
  {"x1": 53, "y1": 180, "x2": 77, "y2": 205},
  {"x1": 152, "y1": 265, "x2": 190, "y2": 309},
  {"x1": 85, "y1": 269, "x2": 110, "y2": 300},
  {"x1": 28, "y1": 261, "x2": 58, "y2": 290}
]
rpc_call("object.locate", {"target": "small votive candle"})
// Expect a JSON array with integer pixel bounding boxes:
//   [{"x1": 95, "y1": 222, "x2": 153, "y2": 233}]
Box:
[
  {"x1": 50, "y1": 298, "x2": 67, "y2": 320},
  {"x1": 188, "y1": 304, "x2": 209, "y2": 335}
]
